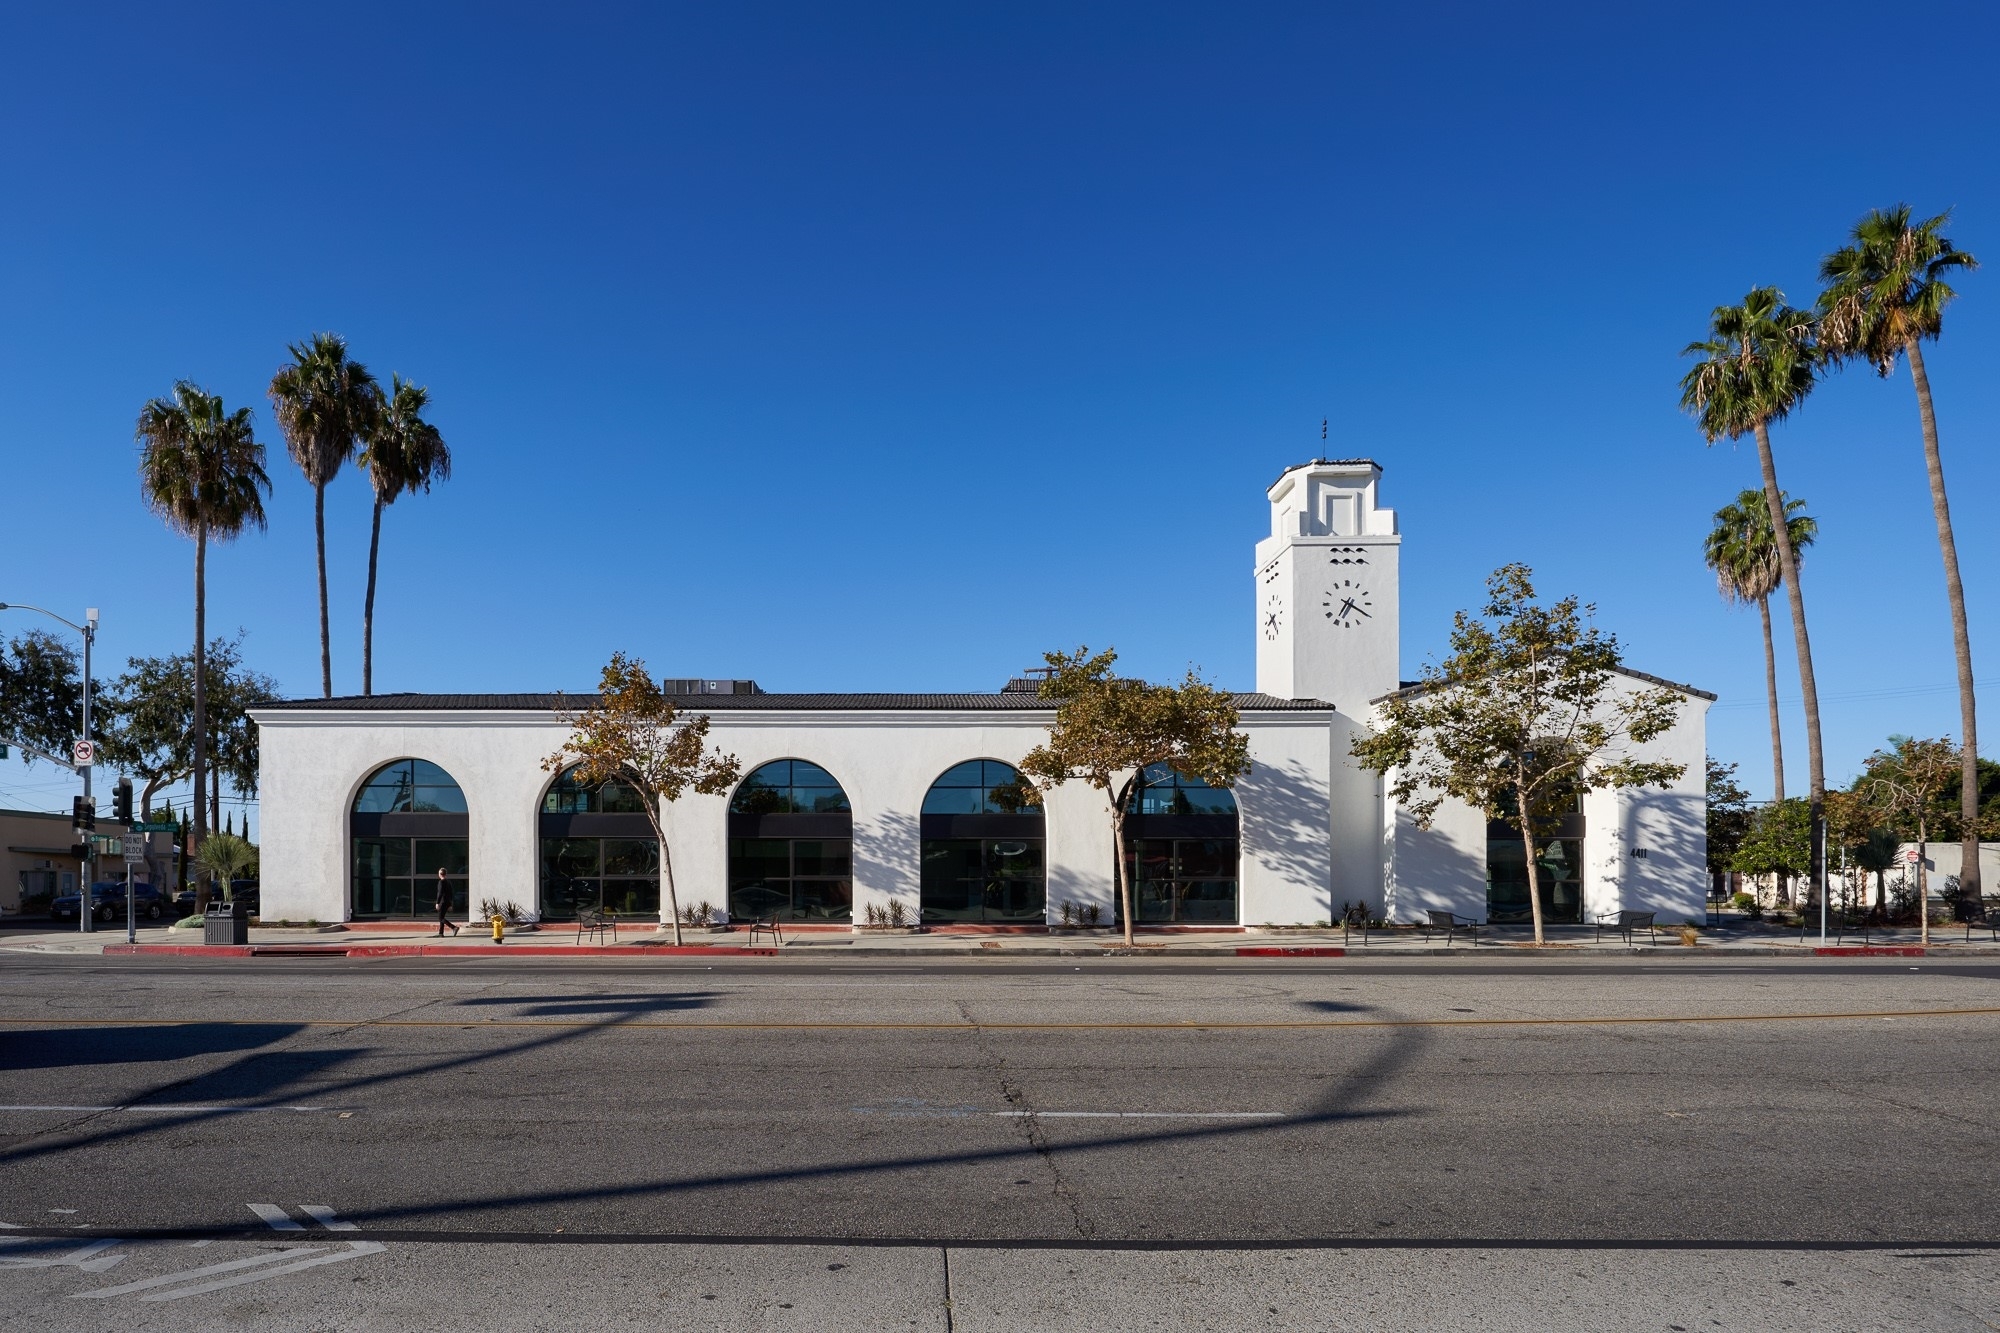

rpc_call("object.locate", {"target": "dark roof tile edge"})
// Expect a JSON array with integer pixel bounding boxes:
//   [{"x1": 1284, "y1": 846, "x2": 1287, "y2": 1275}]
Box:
[
  {"x1": 251, "y1": 692, "x2": 1336, "y2": 713},
  {"x1": 1369, "y1": 664, "x2": 1717, "y2": 706}
]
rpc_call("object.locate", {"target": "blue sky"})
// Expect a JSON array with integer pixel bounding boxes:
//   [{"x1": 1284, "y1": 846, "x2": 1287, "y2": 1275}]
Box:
[{"x1": 2, "y1": 2, "x2": 1997, "y2": 827}]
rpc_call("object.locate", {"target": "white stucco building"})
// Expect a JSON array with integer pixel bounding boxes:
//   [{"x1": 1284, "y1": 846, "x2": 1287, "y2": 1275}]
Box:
[{"x1": 251, "y1": 460, "x2": 1712, "y2": 930}]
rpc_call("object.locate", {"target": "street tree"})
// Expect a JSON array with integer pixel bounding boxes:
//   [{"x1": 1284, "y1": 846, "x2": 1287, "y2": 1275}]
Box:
[
  {"x1": 100, "y1": 637, "x2": 278, "y2": 907},
  {"x1": 1681, "y1": 289, "x2": 1829, "y2": 907},
  {"x1": 0, "y1": 630, "x2": 109, "y2": 762},
  {"x1": 136, "y1": 382, "x2": 270, "y2": 873},
  {"x1": 544, "y1": 655, "x2": 741, "y2": 945},
  {"x1": 1819, "y1": 207, "x2": 1982, "y2": 906},
  {"x1": 1705, "y1": 758, "x2": 1753, "y2": 900},
  {"x1": 1352, "y1": 565, "x2": 1685, "y2": 945},
  {"x1": 1018, "y1": 647, "x2": 1251, "y2": 948},
  {"x1": 358, "y1": 374, "x2": 452, "y2": 696},
  {"x1": 1703, "y1": 490, "x2": 1815, "y2": 802},
  {"x1": 1732, "y1": 799, "x2": 1812, "y2": 906},
  {"x1": 270, "y1": 333, "x2": 380, "y2": 698},
  {"x1": 1857, "y1": 734, "x2": 1961, "y2": 943}
]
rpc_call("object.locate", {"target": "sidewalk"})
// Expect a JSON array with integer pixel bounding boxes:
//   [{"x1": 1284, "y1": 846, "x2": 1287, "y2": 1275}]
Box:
[{"x1": 2, "y1": 917, "x2": 1990, "y2": 959}]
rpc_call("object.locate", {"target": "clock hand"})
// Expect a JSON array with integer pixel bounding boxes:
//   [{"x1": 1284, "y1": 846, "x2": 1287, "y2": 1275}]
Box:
[
  {"x1": 1337, "y1": 598, "x2": 1359, "y2": 618},
  {"x1": 1348, "y1": 602, "x2": 1372, "y2": 619}
]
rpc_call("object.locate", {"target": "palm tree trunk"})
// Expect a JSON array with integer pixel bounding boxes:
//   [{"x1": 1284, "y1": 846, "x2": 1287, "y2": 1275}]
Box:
[
  {"x1": 1758, "y1": 594, "x2": 1785, "y2": 802},
  {"x1": 1904, "y1": 339, "x2": 1981, "y2": 905},
  {"x1": 315, "y1": 482, "x2": 332, "y2": 698},
  {"x1": 191, "y1": 522, "x2": 209, "y2": 914},
  {"x1": 1752, "y1": 419, "x2": 1826, "y2": 907},
  {"x1": 362, "y1": 496, "x2": 383, "y2": 696}
]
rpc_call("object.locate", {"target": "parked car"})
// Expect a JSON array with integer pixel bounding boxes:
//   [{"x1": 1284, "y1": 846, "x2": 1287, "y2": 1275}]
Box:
[
  {"x1": 172, "y1": 881, "x2": 260, "y2": 917},
  {"x1": 50, "y1": 881, "x2": 169, "y2": 923}
]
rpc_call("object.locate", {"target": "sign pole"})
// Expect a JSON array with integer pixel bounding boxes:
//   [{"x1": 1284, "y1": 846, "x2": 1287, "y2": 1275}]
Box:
[{"x1": 125, "y1": 854, "x2": 135, "y2": 945}]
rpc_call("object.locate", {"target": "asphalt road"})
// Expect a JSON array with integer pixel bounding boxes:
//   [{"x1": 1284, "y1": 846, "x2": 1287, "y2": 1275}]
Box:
[{"x1": 4, "y1": 954, "x2": 1999, "y2": 1329}]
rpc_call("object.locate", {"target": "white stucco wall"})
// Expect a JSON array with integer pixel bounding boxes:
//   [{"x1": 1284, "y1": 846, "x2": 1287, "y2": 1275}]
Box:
[
  {"x1": 252, "y1": 704, "x2": 1339, "y2": 927},
  {"x1": 1377, "y1": 670, "x2": 1710, "y2": 926}
]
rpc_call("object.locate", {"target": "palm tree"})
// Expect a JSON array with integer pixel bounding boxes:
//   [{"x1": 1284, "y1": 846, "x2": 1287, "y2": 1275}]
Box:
[
  {"x1": 136, "y1": 383, "x2": 269, "y2": 906},
  {"x1": 1818, "y1": 206, "x2": 1982, "y2": 904},
  {"x1": 1704, "y1": 489, "x2": 1817, "y2": 803},
  {"x1": 358, "y1": 375, "x2": 452, "y2": 696},
  {"x1": 1681, "y1": 287, "x2": 1829, "y2": 905},
  {"x1": 269, "y1": 333, "x2": 381, "y2": 697}
]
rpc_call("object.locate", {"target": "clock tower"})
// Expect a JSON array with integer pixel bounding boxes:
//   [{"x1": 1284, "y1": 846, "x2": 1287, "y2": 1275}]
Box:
[{"x1": 1254, "y1": 459, "x2": 1400, "y2": 714}]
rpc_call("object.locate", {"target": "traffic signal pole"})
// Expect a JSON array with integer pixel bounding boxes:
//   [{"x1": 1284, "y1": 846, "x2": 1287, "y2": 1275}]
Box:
[{"x1": 78, "y1": 611, "x2": 94, "y2": 934}]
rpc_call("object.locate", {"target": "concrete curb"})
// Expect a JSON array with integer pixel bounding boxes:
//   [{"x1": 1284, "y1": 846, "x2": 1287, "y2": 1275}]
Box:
[{"x1": 90, "y1": 941, "x2": 2000, "y2": 960}]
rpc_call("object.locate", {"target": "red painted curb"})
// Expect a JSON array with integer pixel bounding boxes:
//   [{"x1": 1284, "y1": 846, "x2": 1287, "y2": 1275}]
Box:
[
  {"x1": 1812, "y1": 946, "x2": 1926, "y2": 957},
  {"x1": 1235, "y1": 946, "x2": 1347, "y2": 957},
  {"x1": 104, "y1": 943, "x2": 781, "y2": 959}
]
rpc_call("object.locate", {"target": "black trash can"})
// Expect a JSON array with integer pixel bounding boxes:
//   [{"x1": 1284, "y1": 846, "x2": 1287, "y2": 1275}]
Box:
[{"x1": 204, "y1": 898, "x2": 249, "y2": 946}]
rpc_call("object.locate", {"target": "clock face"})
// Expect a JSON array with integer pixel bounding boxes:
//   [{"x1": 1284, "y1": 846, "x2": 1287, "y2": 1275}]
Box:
[
  {"x1": 1322, "y1": 579, "x2": 1374, "y2": 627},
  {"x1": 1261, "y1": 592, "x2": 1285, "y2": 641}
]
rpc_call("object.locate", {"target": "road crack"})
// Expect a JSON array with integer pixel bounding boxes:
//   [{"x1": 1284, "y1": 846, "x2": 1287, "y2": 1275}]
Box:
[{"x1": 954, "y1": 998, "x2": 1096, "y2": 1240}]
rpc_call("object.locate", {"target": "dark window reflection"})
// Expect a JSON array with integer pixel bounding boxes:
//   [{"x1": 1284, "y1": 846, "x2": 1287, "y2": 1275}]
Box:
[
  {"x1": 352, "y1": 758, "x2": 468, "y2": 814},
  {"x1": 1125, "y1": 764, "x2": 1237, "y2": 817},
  {"x1": 1486, "y1": 837, "x2": 1583, "y2": 924},
  {"x1": 727, "y1": 838, "x2": 852, "y2": 922},
  {"x1": 1117, "y1": 838, "x2": 1239, "y2": 924},
  {"x1": 538, "y1": 837, "x2": 661, "y2": 920},
  {"x1": 351, "y1": 837, "x2": 468, "y2": 919},
  {"x1": 729, "y1": 760, "x2": 852, "y2": 815}
]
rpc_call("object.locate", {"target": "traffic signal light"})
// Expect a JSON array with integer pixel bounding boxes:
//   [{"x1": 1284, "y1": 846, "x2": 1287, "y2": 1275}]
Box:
[
  {"x1": 113, "y1": 779, "x2": 133, "y2": 824},
  {"x1": 73, "y1": 795, "x2": 95, "y2": 833},
  {"x1": 71, "y1": 843, "x2": 92, "y2": 861}
]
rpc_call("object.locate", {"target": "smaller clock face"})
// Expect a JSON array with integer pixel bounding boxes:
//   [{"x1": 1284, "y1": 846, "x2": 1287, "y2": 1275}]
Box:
[
  {"x1": 1322, "y1": 579, "x2": 1374, "y2": 627},
  {"x1": 1261, "y1": 592, "x2": 1284, "y2": 641}
]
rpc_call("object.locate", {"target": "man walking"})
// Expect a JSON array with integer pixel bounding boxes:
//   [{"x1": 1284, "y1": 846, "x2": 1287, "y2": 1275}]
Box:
[{"x1": 435, "y1": 867, "x2": 460, "y2": 937}]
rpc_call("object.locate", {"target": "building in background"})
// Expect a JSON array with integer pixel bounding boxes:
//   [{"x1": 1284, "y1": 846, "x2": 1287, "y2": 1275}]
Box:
[{"x1": 251, "y1": 461, "x2": 1711, "y2": 928}]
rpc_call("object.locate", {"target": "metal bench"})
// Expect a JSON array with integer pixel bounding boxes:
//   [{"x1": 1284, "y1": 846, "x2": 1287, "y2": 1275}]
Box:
[
  {"x1": 746, "y1": 917, "x2": 784, "y2": 946},
  {"x1": 1955, "y1": 899, "x2": 1998, "y2": 943},
  {"x1": 1597, "y1": 909, "x2": 1658, "y2": 944},
  {"x1": 1421, "y1": 909, "x2": 1480, "y2": 945},
  {"x1": 575, "y1": 907, "x2": 618, "y2": 946}
]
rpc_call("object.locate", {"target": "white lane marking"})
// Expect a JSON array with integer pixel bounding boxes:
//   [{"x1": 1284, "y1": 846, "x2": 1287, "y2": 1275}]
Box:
[
  {"x1": 136, "y1": 1242, "x2": 385, "y2": 1300},
  {"x1": 0, "y1": 1104, "x2": 329, "y2": 1114},
  {"x1": 248, "y1": 1204, "x2": 305, "y2": 1231},
  {"x1": 74, "y1": 1249, "x2": 327, "y2": 1298},
  {"x1": 994, "y1": 1111, "x2": 1286, "y2": 1119},
  {"x1": 299, "y1": 1205, "x2": 355, "y2": 1231},
  {"x1": 0, "y1": 1238, "x2": 126, "y2": 1271}
]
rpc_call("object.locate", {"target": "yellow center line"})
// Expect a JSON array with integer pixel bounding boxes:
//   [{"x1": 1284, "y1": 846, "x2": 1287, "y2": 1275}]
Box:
[{"x1": 0, "y1": 1007, "x2": 1997, "y2": 1032}]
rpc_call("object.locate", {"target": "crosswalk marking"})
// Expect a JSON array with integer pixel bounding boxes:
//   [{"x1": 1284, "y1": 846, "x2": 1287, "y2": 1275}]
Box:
[{"x1": 248, "y1": 1203, "x2": 306, "y2": 1231}]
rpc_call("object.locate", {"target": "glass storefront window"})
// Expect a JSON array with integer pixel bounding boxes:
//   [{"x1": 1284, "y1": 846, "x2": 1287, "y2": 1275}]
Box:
[
  {"x1": 1119, "y1": 838, "x2": 1239, "y2": 924},
  {"x1": 1486, "y1": 837, "x2": 1584, "y2": 924},
  {"x1": 538, "y1": 837, "x2": 660, "y2": 920},
  {"x1": 352, "y1": 837, "x2": 468, "y2": 919},
  {"x1": 921, "y1": 838, "x2": 1046, "y2": 923},
  {"x1": 727, "y1": 838, "x2": 852, "y2": 922}
]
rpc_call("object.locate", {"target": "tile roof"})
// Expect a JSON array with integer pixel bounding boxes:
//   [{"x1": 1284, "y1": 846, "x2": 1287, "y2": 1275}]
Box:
[{"x1": 253, "y1": 691, "x2": 1336, "y2": 713}]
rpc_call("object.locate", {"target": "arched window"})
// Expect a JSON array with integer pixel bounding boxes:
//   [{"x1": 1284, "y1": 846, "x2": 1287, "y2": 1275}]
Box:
[
  {"x1": 1119, "y1": 763, "x2": 1239, "y2": 924},
  {"x1": 921, "y1": 760, "x2": 1045, "y2": 924},
  {"x1": 727, "y1": 760, "x2": 852, "y2": 922},
  {"x1": 350, "y1": 759, "x2": 468, "y2": 920},
  {"x1": 538, "y1": 764, "x2": 659, "y2": 920}
]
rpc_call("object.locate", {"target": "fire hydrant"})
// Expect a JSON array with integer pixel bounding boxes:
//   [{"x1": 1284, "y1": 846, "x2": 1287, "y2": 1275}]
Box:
[{"x1": 490, "y1": 914, "x2": 506, "y2": 943}]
